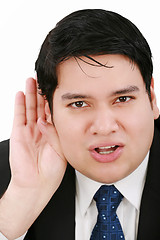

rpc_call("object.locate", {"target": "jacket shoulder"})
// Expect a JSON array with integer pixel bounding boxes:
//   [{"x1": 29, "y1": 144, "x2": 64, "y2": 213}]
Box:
[
  {"x1": 0, "y1": 140, "x2": 11, "y2": 197},
  {"x1": 155, "y1": 116, "x2": 160, "y2": 132}
]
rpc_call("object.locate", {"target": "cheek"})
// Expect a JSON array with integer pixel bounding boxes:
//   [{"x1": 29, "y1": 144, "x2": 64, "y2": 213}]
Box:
[
  {"x1": 54, "y1": 108, "x2": 88, "y2": 139},
  {"x1": 119, "y1": 100, "x2": 154, "y2": 153},
  {"x1": 120, "y1": 97, "x2": 154, "y2": 132},
  {"x1": 54, "y1": 115, "x2": 83, "y2": 151},
  {"x1": 125, "y1": 108, "x2": 154, "y2": 143},
  {"x1": 124, "y1": 106, "x2": 154, "y2": 163}
]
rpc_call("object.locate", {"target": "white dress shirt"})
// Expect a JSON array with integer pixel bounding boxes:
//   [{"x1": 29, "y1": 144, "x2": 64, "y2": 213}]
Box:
[
  {"x1": 0, "y1": 233, "x2": 26, "y2": 240},
  {"x1": 75, "y1": 153, "x2": 149, "y2": 240},
  {"x1": 0, "y1": 153, "x2": 149, "y2": 240}
]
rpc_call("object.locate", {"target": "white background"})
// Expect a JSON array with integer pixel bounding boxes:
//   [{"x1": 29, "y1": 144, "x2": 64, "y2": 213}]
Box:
[{"x1": 0, "y1": 0, "x2": 160, "y2": 141}]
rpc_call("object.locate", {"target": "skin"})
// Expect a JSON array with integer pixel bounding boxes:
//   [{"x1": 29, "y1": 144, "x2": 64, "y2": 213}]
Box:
[
  {"x1": 53, "y1": 54, "x2": 159, "y2": 183},
  {"x1": 0, "y1": 79, "x2": 66, "y2": 239},
  {"x1": 0, "y1": 54, "x2": 159, "y2": 239}
]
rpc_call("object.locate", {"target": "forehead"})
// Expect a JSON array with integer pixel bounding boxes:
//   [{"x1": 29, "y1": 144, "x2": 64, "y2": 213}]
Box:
[{"x1": 56, "y1": 54, "x2": 143, "y2": 90}]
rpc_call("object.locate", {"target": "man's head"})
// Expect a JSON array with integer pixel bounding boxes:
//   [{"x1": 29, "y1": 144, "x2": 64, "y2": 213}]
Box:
[
  {"x1": 35, "y1": 9, "x2": 159, "y2": 183},
  {"x1": 35, "y1": 9, "x2": 153, "y2": 113}
]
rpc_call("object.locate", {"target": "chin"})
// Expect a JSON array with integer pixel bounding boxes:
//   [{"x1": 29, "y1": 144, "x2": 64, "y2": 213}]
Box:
[
  {"x1": 89, "y1": 169, "x2": 130, "y2": 184},
  {"x1": 88, "y1": 173, "x2": 120, "y2": 184}
]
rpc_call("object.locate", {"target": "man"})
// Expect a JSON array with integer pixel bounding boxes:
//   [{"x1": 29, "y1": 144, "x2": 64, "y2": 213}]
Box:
[{"x1": 0, "y1": 9, "x2": 159, "y2": 240}]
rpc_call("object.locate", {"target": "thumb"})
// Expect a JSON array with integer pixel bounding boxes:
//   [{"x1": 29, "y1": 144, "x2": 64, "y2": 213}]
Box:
[{"x1": 37, "y1": 117, "x2": 65, "y2": 160}]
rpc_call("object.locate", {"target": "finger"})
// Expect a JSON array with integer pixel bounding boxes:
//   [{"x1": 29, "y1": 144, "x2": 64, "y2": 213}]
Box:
[
  {"x1": 13, "y1": 91, "x2": 26, "y2": 127},
  {"x1": 37, "y1": 117, "x2": 65, "y2": 160},
  {"x1": 37, "y1": 90, "x2": 46, "y2": 120},
  {"x1": 25, "y1": 78, "x2": 37, "y2": 124},
  {"x1": 45, "y1": 101, "x2": 52, "y2": 123}
]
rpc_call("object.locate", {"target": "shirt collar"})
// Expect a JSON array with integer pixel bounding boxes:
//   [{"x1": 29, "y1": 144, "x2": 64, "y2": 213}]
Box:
[
  {"x1": 76, "y1": 170, "x2": 102, "y2": 217},
  {"x1": 115, "y1": 152, "x2": 149, "y2": 210},
  {"x1": 76, "y1": 152, "x2": 149, "y2": 216}
]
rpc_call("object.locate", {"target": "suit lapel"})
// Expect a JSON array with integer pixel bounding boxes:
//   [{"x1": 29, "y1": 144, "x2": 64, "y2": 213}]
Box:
[
  {"x1": 25, "y1": 164, "x2": 76, "y2": 240},
  {"x1": 137, "y1": 119, "x2": 160, "y2": 239}
]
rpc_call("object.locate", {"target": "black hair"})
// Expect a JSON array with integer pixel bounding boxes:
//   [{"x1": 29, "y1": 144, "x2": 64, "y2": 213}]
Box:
[{"x1": 35, "y1": 9, "x2": 153, "y2": 114}]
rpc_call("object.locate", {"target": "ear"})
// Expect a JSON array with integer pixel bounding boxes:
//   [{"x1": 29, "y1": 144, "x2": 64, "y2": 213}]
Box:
[
  {"x1": 45, "y1": 102, "x2": 52, "y2": 124},
  {"x1": 150, "y1": 78, "x2": 159, "y2": 119}
]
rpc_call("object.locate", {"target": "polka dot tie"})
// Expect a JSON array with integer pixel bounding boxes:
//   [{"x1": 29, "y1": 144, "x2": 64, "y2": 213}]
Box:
[{"x1": 90, "y1": 185, "x2": 125, "y2": 240}]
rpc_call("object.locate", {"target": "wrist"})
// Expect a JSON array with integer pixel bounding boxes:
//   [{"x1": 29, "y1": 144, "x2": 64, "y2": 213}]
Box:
[{"x1": 0, "y1": 182, "x2": 49, "y2": 239}]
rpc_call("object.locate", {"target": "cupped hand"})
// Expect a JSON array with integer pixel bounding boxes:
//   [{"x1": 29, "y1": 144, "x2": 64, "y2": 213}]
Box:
[
  {"x1": 10, "y1": 78, "x2": 67, "y2": 191},
  {"x1": 0, "y1": 78, "x2": 67, "y2": 239}
]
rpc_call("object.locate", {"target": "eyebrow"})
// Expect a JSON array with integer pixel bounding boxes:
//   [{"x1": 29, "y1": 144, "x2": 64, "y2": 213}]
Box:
[
  {"x1": 111, "y1": 85, "x2": 140, "y2": 96},
  {"x1": 61, "y1": 85, "x2": 140, "y2": 101},
  {"x1": 61, "y1": 93, "x2": 91, "y2": 100}
]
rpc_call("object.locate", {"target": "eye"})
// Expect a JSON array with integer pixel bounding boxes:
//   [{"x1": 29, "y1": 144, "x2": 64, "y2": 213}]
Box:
[
  {"x1": 115, "y1": 96, "x2": 132, "y2": 103},
  {"x1": 70, "y1": 101, "x2": 88, "y2": 108}
]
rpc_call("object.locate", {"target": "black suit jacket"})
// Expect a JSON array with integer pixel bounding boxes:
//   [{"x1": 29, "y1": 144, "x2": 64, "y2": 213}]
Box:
[{"x1": 0, "y1": 117, "x2": 160, "y2": 239}]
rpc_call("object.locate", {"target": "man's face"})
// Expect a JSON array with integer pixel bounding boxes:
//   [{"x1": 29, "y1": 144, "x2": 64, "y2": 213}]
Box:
[{"x1": 52, "y1": 54, "x2": 159, "y2": 183}]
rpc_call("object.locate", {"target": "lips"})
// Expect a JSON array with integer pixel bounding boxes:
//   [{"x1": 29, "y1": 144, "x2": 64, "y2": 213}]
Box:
[{"x1": 89, "y1": 143, "x2": 124, "y2": 163}]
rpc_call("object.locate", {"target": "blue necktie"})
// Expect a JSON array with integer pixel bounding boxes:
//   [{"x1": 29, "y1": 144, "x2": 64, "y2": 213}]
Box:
[{"x1": 90, "y1": 185, "x2": 125, "y2": 240}]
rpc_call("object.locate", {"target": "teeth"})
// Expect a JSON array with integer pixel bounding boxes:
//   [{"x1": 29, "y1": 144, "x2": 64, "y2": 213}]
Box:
[
  {"x1": 95, "y1": 145, "x2": 118, "y2": 155},
  {"x1": 98, "y1": 150, "x2": 115, "y2": 155},
  {"x1": 98, "y1": 145, "x2": 116, "y2": 150}
]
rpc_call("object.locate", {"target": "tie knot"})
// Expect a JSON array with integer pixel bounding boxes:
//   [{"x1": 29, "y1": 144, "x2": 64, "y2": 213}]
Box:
[{"x1": 94, "y1": 185, "x2": 123, "y2": 214}]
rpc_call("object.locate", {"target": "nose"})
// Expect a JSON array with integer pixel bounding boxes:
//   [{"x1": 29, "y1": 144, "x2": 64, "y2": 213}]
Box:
[{"x1": 89, "y1": 109, "x2": 119, "y2": 136}]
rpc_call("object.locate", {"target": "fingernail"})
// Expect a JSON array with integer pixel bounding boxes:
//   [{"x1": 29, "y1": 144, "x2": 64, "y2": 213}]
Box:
[{"x1": 40, "y1": 118, "x2": 48, "y2": 126}]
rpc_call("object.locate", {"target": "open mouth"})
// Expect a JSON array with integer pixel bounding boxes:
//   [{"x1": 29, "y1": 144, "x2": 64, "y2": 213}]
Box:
[
  {"x1": 89, "y1": 144, "x2": 123, "y2": 163},
  {"x1": 95, "y1": 145, "x2": 119, "y2": 155}
]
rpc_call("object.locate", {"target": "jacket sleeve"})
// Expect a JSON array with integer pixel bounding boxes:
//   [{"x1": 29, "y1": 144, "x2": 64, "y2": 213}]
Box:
[{"x1": 0, "y1": 140, "x2": 11, "y2": 198}]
